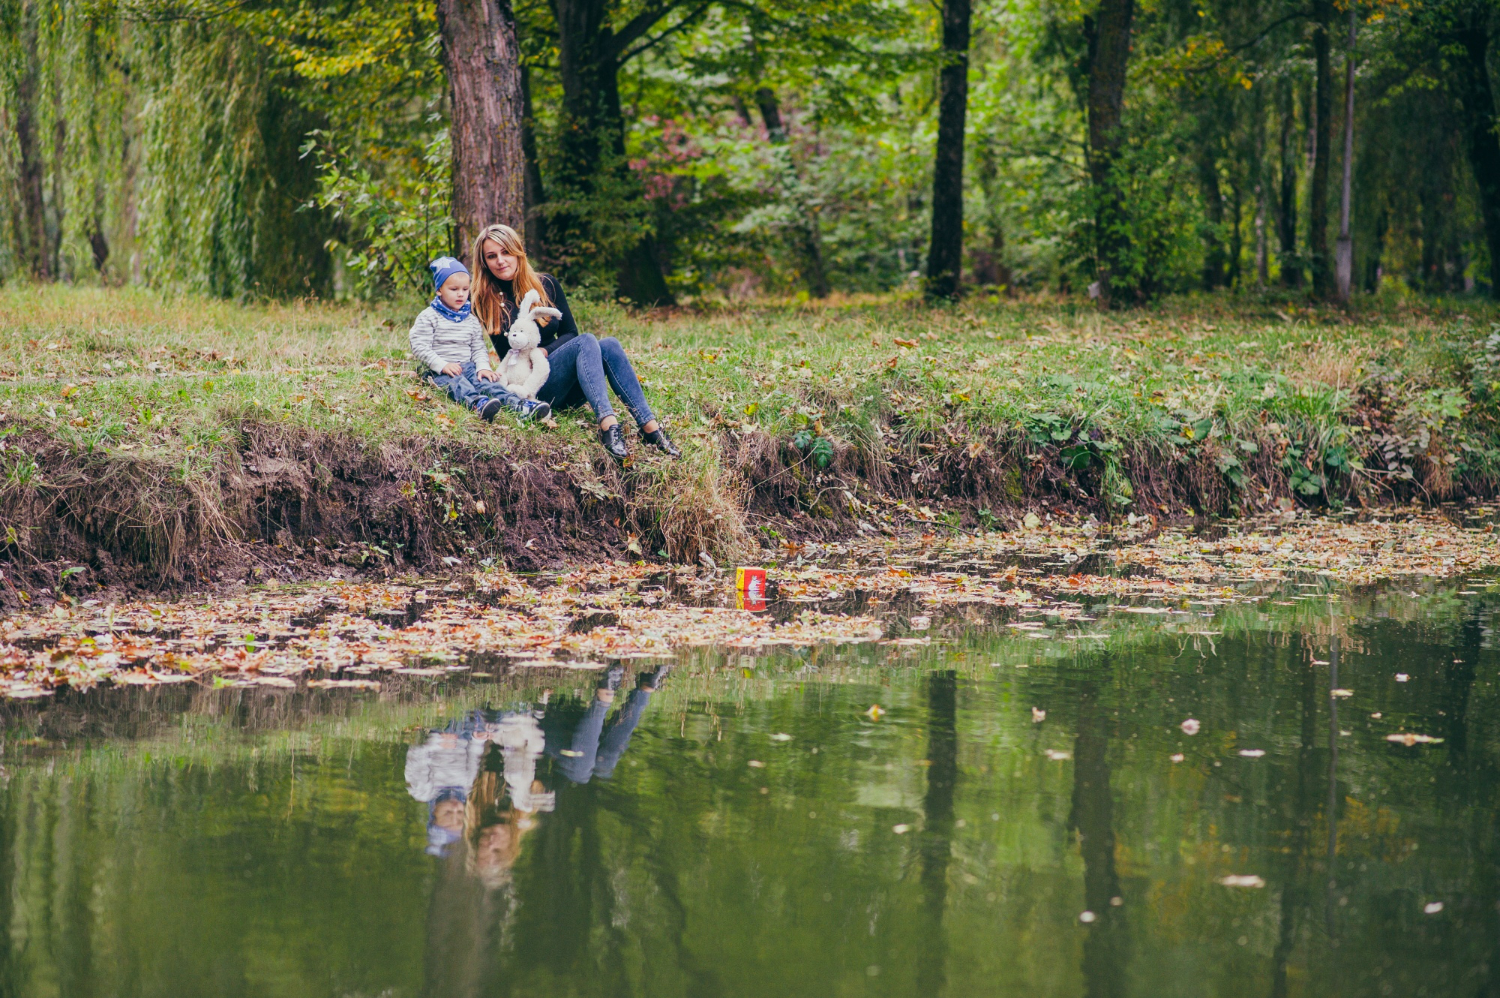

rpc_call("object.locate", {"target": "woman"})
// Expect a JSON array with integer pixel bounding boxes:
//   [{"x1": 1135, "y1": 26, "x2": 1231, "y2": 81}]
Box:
[{"x1": 470, "y1": 224, "x2": 680, "y2": 460}]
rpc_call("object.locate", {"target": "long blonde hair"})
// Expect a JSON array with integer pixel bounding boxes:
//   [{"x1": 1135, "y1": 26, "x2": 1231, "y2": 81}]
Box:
[{"x1": 470, "y1": 223, "x2": 553, "y2": 334}]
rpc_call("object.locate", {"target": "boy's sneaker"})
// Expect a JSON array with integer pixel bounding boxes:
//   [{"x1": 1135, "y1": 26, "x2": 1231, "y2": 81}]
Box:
[
  {"x1": 518, "y1": 398, "x2": 552, "y2": 422},
  {"x1": 480, "y1": 399, "x2": 504, "y2": 422}
]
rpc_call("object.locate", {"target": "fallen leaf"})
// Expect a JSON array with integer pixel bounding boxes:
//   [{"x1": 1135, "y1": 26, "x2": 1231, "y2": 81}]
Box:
[
  {"x1": 1385, "y1": 732, "x2": 1444, "y2": 746},
  {"x1": 1218, "y1": 875, "x2": 1266, "y2": 888}
]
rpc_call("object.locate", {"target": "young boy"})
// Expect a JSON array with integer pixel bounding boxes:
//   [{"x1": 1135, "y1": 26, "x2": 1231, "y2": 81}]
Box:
[{"x1": 410, "y1": 257, "x2": 551, "y2": 423}]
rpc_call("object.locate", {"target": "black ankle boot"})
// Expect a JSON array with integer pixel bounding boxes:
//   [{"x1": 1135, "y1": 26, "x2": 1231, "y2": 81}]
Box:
[
  {"x1": 643, "y1": 425, "x2": 681, "y2": 458},
  {"x1": 639, "y1": 664, "x2": 672, "y2": 690},
  {"x1": 601, "y1": 423, "x2": 630, "y2": 461}
]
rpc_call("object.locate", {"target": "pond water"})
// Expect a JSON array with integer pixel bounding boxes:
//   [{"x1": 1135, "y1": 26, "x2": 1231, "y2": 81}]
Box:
[{"x1": 0, "y1": 580, "x2": 1493, "y2": 997}]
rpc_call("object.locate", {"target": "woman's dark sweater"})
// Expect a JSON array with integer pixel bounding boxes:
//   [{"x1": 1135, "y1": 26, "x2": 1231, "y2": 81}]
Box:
[{"x1": 490, "y1": 273, "x2": 578, "y2": 355}]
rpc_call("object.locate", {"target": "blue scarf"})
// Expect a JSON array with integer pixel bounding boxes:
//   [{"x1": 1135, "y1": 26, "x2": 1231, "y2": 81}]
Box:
[{"x1": 430, "y1": 296, "x2": 472, "y2": 323}]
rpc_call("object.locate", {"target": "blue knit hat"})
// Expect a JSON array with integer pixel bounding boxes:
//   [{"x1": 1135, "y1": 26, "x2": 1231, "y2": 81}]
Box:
[{"x1": 429, "y1": 256, "x2": 469, "y2": 291}]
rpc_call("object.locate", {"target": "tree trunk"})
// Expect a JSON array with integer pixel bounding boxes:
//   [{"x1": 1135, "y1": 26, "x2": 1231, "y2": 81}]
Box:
[
  {"x1": 551, "y1": 0, "x2": 675, "y2": 304},
  {"x1": 1254, "y1": 86, "x2": 1269, "y2": 287},
  {"x1": 1445, "y1": 20, "x2": 1500, "y2": 296},
  {"x1": 1229, "y1": 178, "x2": 1243, "y2": 288},
  {"x1": 755, "y1": 87, "x2": 829, "y2": 298},
  {"x1": 1335, "y1": 4, "x2": 1356, "y2": 303},
  {"x1": 436, "y1": 0, "x2": 527, "y2": 259},
  {"x1": 15, "y1": 0, "x2": 51, "y2": 280},
  {"x1": 1197, "y1": 142, "x2": 1225, "y2": 289},
  {"x1": 1364, "y1": 209, "x2": 1386, "y2": 292},
  {"x1": 1310, "y1": 0, "x2": 1334, "y2": 297},
  {"x1": 925, "y1": 0, "x2": 972, "y2": 300},
  {"x1": 1278, "y1": 79, "x2": 1300, "y2": 287},
  {"x1": 754, "y1": 87, "x2": 786, "y2": 141},
  {"x1": 1085, "y1": 0, "x2": 1136, "y2": 308},
  {"x1": 48, "y1": 56, "x2": 66, "y2": 280},
  {"x1": 520, "y1": 64, "x2": 548, "y2": 261}
]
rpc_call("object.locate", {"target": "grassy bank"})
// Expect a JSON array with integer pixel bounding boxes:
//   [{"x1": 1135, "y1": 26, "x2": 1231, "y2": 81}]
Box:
[{"x1": 2, "y1": 285, "x2": 1499, "y2": 593}]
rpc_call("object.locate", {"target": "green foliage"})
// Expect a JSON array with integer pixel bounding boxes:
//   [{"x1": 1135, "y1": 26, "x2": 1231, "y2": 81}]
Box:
[
  {"x1": 303, "y1": 129, "x2": 452, "y2": 299},
  {"x1": 0, "y1": 0, "x2": 1495, "y2": 303}
]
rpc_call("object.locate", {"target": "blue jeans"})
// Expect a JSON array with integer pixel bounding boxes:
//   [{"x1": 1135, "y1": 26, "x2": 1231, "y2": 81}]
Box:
[
  {"x1": 538, "y1": 334, "x2": 655, "y2": 426},
  {"x1": 543, "y1": 688, "x2": 654, "y2": 784},
  {"x1": 425, "y1": 361, "x2": 528, "y2": 415}
]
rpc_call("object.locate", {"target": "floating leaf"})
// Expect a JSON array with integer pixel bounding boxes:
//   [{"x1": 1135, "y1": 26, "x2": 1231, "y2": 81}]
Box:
[
  {"x1": 1385, "y1": 733, "x2": 1444, "y2": 746},
  {"x1": 1219, "y1": 875, "x2": 1266, "y2": 888}
]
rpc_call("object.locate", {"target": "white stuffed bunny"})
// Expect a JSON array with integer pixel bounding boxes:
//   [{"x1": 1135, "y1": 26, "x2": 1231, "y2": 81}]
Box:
[{"x1": 498, "y1": 289, "x2": 560, "y2": 400}]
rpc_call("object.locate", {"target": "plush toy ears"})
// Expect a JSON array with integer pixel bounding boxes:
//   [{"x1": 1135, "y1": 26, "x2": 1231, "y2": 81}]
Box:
[
  {"x1": 533, "y1": 306, "x2": 562, "y2": 321},
  {"x1": 517, "y1": 289, "x2": 540, "y2": 316}
]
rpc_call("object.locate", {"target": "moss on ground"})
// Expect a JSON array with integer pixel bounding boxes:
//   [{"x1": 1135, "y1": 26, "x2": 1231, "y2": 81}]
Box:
[{"x1": 3, "y1": 285, "x2": 1500, "y2": 592}]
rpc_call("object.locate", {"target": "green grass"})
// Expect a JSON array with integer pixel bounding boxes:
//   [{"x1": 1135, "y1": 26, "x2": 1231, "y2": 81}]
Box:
[{"x1": 2, "y1": 284, "x2": 1499, "y2": 569}]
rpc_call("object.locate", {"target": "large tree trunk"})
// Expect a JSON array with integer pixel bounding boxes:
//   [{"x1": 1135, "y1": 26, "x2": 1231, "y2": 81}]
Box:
[
  {"x1": 1085, "y1": 0, "x2": 1136, "y2": 308},
  {"x1": 436, "y1": 0, "x2": 526, "y2": 259},
  {"x1": 1309, "y1": 0, "x2": 1334, "y2": 297},
  {"x1": 755, "y1": 87, "x2": 830, "y2": 298},
  {"x1": 925, "y1": 0, "x2": 972, "y2": 300},
  {"x1": 551, "y1": 0, "x2": 675, "y2": 304},
  {"x1": 1446, "y1": 20, "x2": 1500, "y2": 296},
  {"x1": 15, "y1": 0, "x2": 51, "y2": 280},
  {"x1": 520, "y1": 64, "x2": 548, "y2": 260},
  {"x1": 1278, "y1": 78, "x2": 1300, "y2": 287}
]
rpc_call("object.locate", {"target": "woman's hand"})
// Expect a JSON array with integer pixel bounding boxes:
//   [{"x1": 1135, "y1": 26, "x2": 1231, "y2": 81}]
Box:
[
  {"x1": 476, "y1": 368, "x2": 501, "y2": 382},
  {"x1": 441, "y1": 363, "x2": 463, "y2": 377}
]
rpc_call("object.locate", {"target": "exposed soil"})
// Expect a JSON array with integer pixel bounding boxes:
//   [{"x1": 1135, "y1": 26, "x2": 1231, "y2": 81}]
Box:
[{"x1": 0, "y1": 414, "x2": 1484, "y2": 609}]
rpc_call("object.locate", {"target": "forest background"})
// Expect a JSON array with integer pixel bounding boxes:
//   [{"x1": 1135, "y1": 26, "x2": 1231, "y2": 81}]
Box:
[{"x1": 5, "y1": 0, "x2": 1500, "y2": 310}]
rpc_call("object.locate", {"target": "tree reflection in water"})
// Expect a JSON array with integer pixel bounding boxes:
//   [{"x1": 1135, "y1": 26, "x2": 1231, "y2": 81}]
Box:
[
  {"x1": 1069, "y1": 665, "x2": 1127, "y2": 998},
  {"x1": 917, "y1": 670, "x2": 958, "y2": 997}
]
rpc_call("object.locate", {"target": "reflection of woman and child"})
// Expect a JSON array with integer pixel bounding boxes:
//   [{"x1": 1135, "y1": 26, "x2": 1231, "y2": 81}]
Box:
[{"x1": 404, "y1": 663, "x2": 671, "y2": 884}]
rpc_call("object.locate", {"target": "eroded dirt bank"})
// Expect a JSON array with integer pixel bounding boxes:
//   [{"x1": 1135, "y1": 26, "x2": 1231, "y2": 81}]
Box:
[{"x1": 2, "y1": 410, "x2": 1468, "y2": 608}]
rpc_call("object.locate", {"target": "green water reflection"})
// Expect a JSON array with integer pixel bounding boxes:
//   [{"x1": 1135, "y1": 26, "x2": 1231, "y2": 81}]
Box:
[{"x1": 0, "y1": 583, "x2": 1496, "y2": 997}]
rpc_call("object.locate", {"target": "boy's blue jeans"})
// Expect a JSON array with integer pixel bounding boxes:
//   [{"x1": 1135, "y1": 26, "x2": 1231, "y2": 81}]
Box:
[{"x1": 425, "y1": 362, "x2": 527, "y2": 415}]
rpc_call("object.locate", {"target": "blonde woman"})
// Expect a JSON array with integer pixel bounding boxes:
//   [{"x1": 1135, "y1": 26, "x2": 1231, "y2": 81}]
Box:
[{"x1": 470, "y1": 224, "x2": 680, "y2": 461}]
